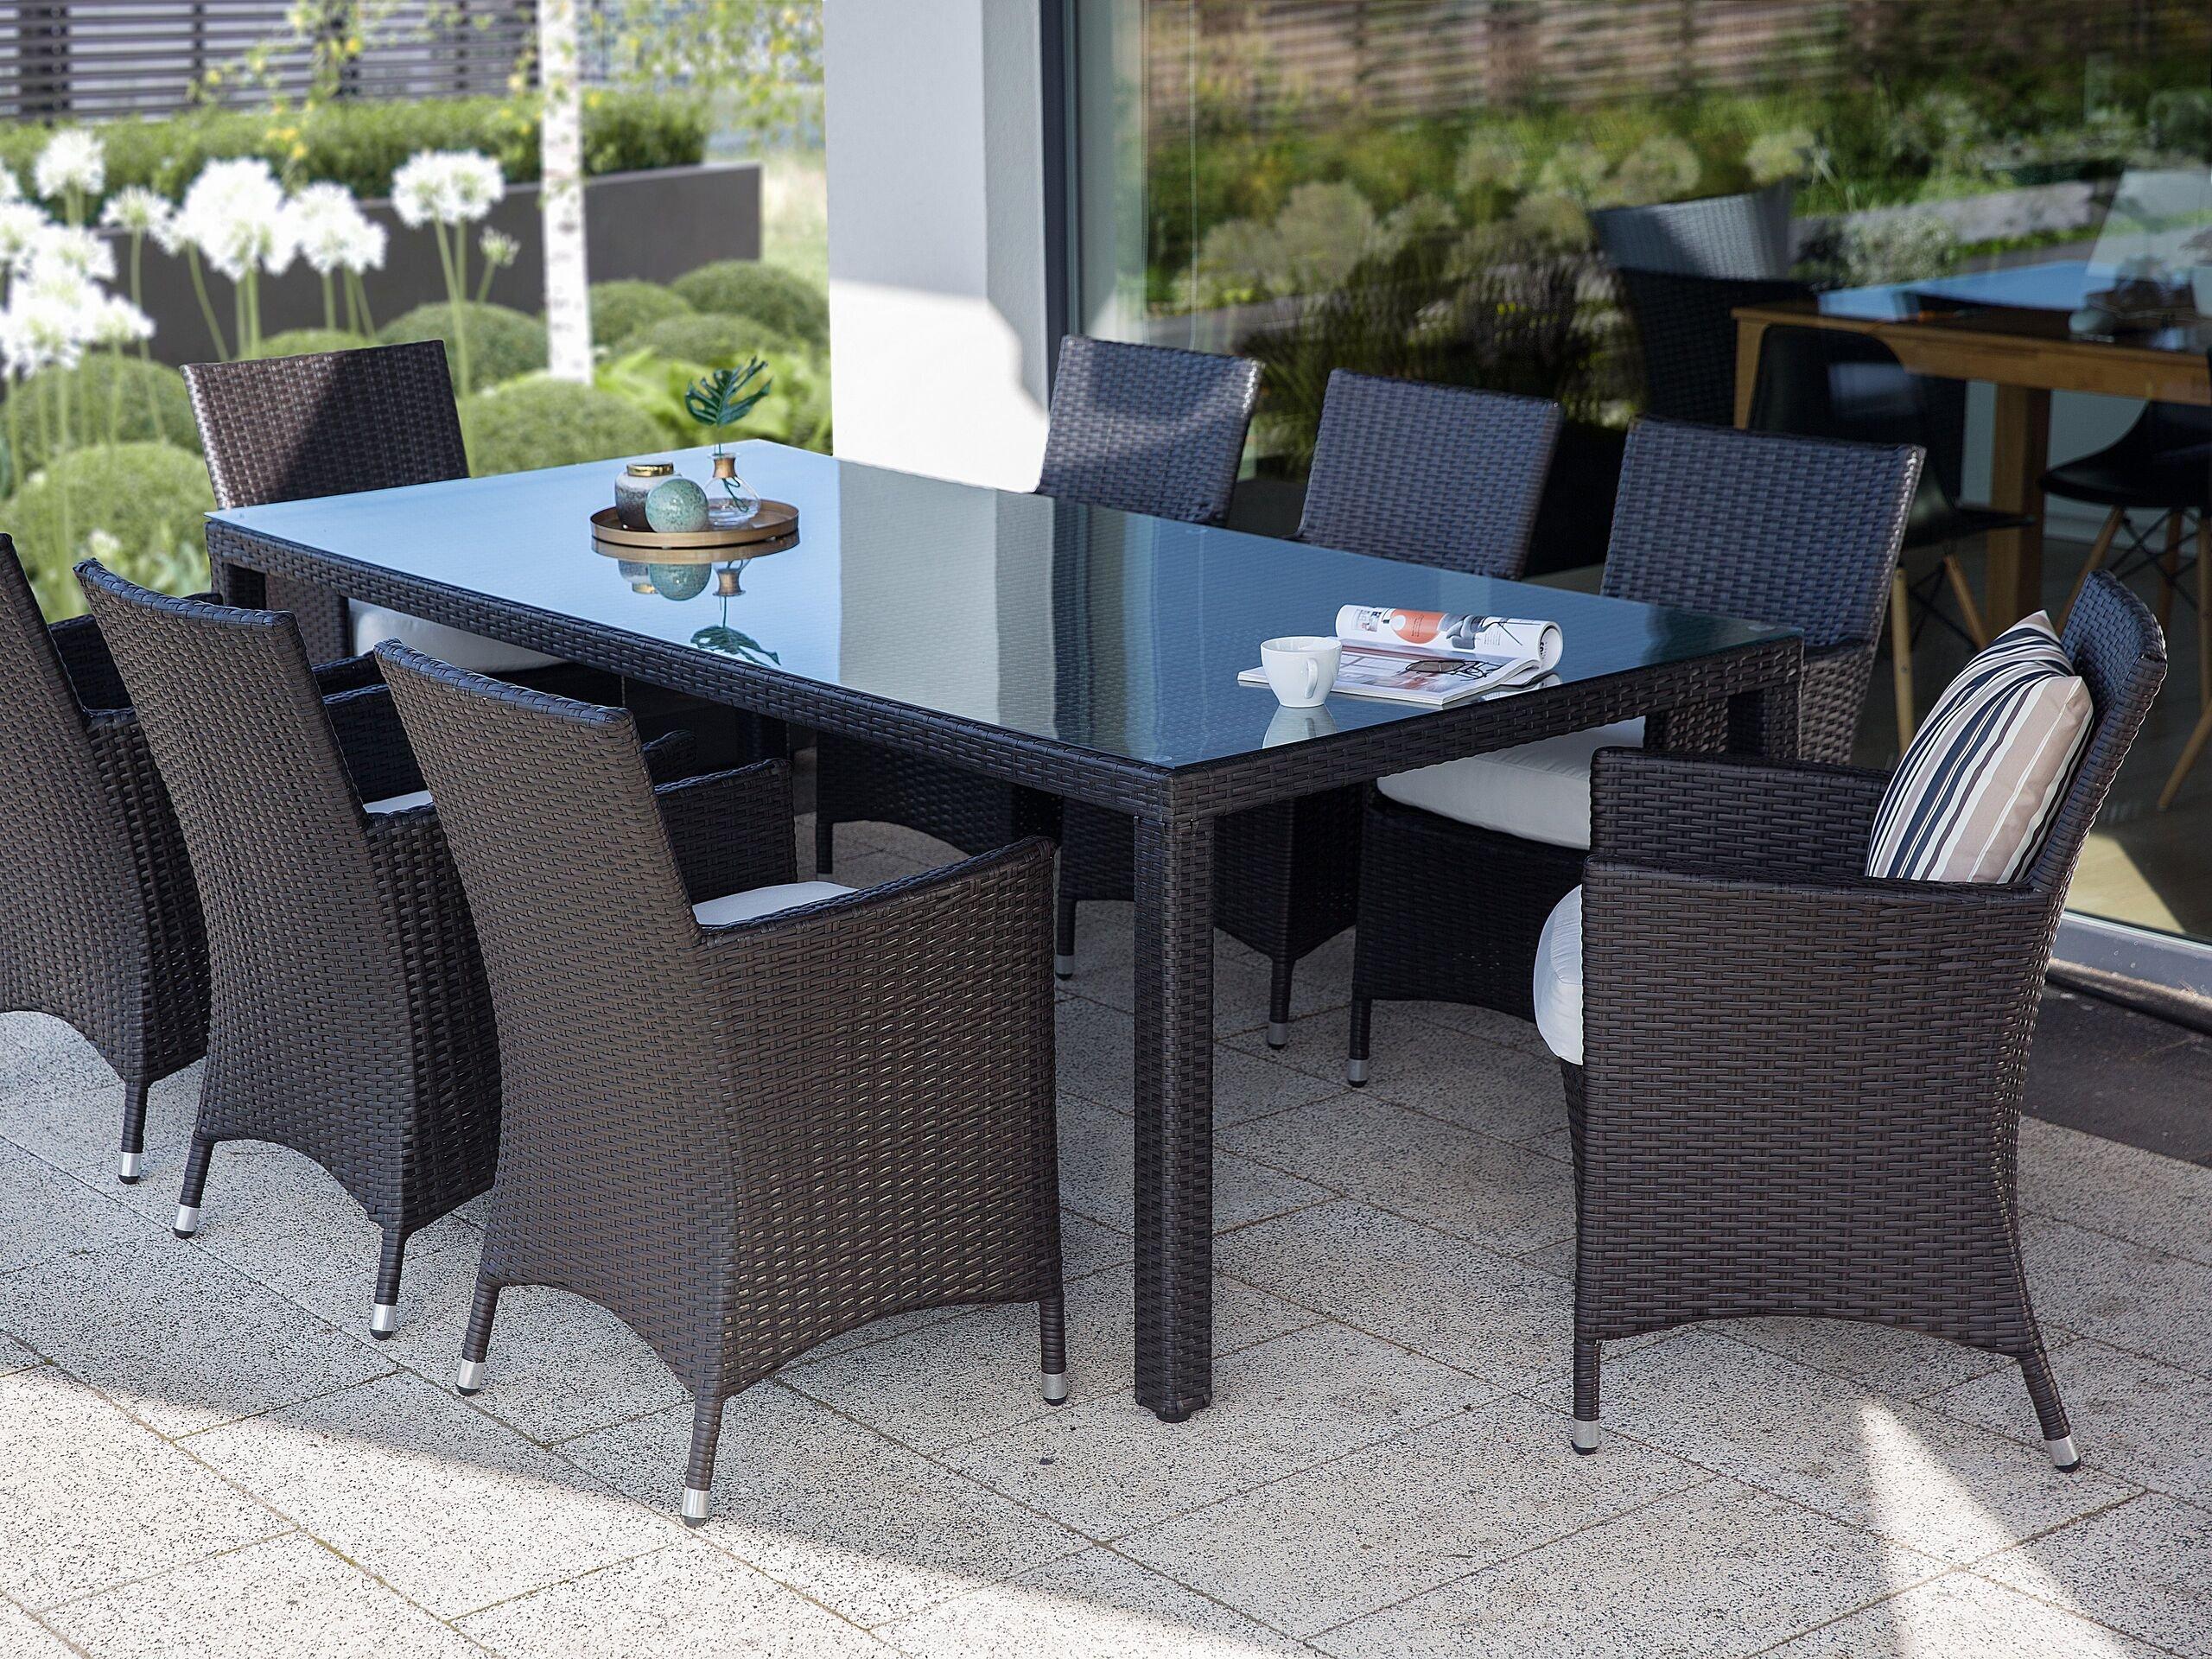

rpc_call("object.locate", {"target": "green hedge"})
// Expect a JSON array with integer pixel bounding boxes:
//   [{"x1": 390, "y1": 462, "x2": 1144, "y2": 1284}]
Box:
[
  {"x1": 3, "y1": 356, "x2": 200, "y2": 491},
  {"x1": 6, "y1": 442, "x2": 213, "y2": 619},
  {"x1": 458, "y1": 377, "x2": 666, "y2": 477},
  {"x1": 615, "y1": 311, "x2": 796, "y2": 368},
  {"x1": 670, "y1": 263, "x2": 829, "y2": 348},
  {"x1": 380, "y1": 302, "x2": 548, "y2": 393},
  {"x1": 0, "y1": 92, "x2": 707, "y2": 211},
  {"x1": 588, "y1": 280, "x2": 694, "y2": 348},
  {"x1": 249, "y1": 328, "x2": 374, "y2": 359}
]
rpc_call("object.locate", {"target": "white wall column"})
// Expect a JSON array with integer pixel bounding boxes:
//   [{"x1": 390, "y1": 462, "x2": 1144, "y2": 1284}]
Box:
[{"x1": 824, "y1": 0, "x2": 1052, "y2": 493}]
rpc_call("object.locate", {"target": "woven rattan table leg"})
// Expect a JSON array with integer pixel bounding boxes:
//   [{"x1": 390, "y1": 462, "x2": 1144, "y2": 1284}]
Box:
[
  {"x1": 1729, "y1": 674, "x2": 1801, "y2": 760},
  {"x1": 1132, "y1": 812, "x2": 1217, "y2": 1422}
]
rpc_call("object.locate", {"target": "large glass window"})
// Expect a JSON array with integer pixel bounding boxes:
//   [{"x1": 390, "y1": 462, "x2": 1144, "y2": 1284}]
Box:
[{"x1": 1072, "y1": 0, "x2": 2212, "y2": 959}]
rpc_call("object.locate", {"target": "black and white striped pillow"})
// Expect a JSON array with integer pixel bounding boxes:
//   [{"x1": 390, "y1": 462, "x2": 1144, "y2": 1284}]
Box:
[{"x1": 1866, "y1": 613, "x2": 2091, "y2": 883}]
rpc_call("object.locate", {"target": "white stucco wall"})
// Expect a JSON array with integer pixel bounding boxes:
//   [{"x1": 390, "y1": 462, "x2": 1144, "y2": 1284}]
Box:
[{"x1": 823, "y1": 0, "x2": 1052, "y2": 493}]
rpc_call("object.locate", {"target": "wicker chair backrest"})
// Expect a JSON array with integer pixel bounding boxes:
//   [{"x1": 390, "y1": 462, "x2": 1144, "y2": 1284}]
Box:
[
  {"x1": 0, "y1": 541, "x2": 143, "y2": 1017},
  {"x1": 1037, "y1": 336, "x2": 1260, "y2": 525},
  {"x1": 74, "y1": 566, "x2": 411, "y2": 1097},
  {"x1": 1603, "y1": 416, "x2": 1919, "y2": 653},
  {"x1": 1297, "y1": 369, "x2": 1563, "y2": 576},
  {"x1": 2026, "y1": 571, "x2": 2166, "y2": 899},
  {"x1": 186, "y1": 341, "x2": 468, "y2": 511}
]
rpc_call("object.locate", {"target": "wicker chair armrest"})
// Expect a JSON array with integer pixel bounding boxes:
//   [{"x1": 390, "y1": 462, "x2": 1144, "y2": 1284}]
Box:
[
  {"x1": 48, "y1": 613, "x2": 132, "y2": 711},
  {"x1": 1590, "y1": 748, "x2": 1891, "y2": 885},
  {"x1": 655, "y1": 758, "x2": 796, "y2": 904},
  {"x1": 639, "y1": 727, "x2": 696, "y2": 784},
  {"x1": 1579, "y1": 855, "x2": 2054, "y2": 1084},
  {"x1": 705, "y1": 836, "x2": 1056, "y2": 1106},
  {"x1": 324, "y1": 683, "x2": 425, "y2": 806},
  {"x1": 1798, "y1": 641, "x2": 1875, "y2": 766},
  {"x1": 310, "y1": 652, "x2": 384, "y2": 696}
]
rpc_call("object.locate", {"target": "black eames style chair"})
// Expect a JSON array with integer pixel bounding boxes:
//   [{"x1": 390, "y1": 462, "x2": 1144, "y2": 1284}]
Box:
[
  {"x1": 0, "y1": 539, "x2": 209, "y2": 1182},
  {"x1": 1349, "y1": 418, "x2": 1919, "y2": 1073},
  {"x1": 376, "y1": 644, "x2": 1065, "y2": 1527},
  {"x1": 1052, "y1": 368, "x2": 1565, "y2": 1043}
]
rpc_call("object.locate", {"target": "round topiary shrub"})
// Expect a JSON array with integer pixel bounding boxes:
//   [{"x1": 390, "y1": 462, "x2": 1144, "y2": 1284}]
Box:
[
  {"x1": 4, "y1": 442, "x2": 215, "y2": 619},
  {"x1": 457, "y1": 376, "x2": 667, "y2": 477},
  {"x1": 669, "y1": 262, "x2": 828, "y2": 348},
  {"x1": 3, "y1": 357, "x2": 200, "y2": 489},
  {"x1": 614, "y1": 311, "x2": 797, "y2": 369},
  {"x1": 249, "y1": 328, "x2": 374, "y2": 359},
  {"x1": 379, "y1": 302, "x2": 549, "y2": 393},
  {"x1": 588, "y1": 280, "x2": 693, "y2": 348}
]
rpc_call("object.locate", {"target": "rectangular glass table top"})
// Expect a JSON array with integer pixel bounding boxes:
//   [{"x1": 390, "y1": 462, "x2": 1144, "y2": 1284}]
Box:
[{"x1": 213, "y1": 441, "x2": 1796, "y2": 772}]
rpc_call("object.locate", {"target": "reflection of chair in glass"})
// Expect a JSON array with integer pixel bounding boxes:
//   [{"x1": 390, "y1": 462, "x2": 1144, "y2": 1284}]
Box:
[
  {"x1": 1613, "y1": 268, "x2": 1810, "y2": 428},
  {"x1": 1347, "y1": 419, "x2": 1918, "y2": 1063},
  {"x1": 1748, "y1": 323, "x2": 2030, "y2": 747},
  {"x1": 1555, "y1": 573, "x2": 2166, "y2": 1468},
  {"x1": 1057, "y1": 369, "x2": 1566, "y2": 1043},
  {"x1": 376, "y1": 645, "x2": 1064, "y2": 1528},
  {"x1": 2143, "y1": 352, "x2": 2212, "y2": 810}
]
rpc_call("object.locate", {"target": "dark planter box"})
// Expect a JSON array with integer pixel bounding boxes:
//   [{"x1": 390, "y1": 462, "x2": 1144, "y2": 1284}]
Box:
[{"x1": 120, "y1": 160, "x2": 761, "y2": 367}]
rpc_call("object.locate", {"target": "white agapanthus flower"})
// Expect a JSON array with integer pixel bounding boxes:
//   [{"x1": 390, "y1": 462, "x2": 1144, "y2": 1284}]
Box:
[
  {"x1": 176, "y1": 158, "x2": 296, "y2": 281},
  {"x1": 0, "y1": 274, "x2": 97, "y2": 377},
  {"x1": 285, "y1": 181, "x2": 386, "y2": 275},
  {"x1": 100, "y1": 185, "x2": 180, "y2": 251},
  {"x1": 0, "y1": 166, "x2": 20, "y2": 204},
  {"x1": 22, "y1": 223, "x2": 117, "y2": 286},
  {"x1": 33, "y1": 129, "x2": 105, "y2": 203},
  {"x1": 478, "y1": 227, "x2": 519, "y2": 268},
  {"x1": 86, "y1": 293, "x2": 154, "y2": 348},
  {"x1": 391, "y1": 149, "x2": 506, "y2": 226},
  {"x1": 0, "y1": 200, "x2": 49, "y2": 270}
]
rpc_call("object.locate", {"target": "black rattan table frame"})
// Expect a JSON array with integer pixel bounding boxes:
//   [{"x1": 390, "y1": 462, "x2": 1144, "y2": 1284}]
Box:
[{"x1": 207, "y1": 516, "x2": 1802, "y2": 1422}]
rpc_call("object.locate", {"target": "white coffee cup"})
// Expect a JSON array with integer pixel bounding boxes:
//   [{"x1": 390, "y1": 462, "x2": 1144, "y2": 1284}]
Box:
[{"x1": 1260, "y1": 635, "x2": 1340, "y2": 708}]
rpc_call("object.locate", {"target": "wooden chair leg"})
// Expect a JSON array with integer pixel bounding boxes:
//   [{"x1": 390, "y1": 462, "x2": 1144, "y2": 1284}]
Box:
[
  {"x1": 2158, "y1": 510, "x2": 2184, "y2": 634},
  {"x1": 1889, "y1": 569, "x2": 1916, "y2": 752},
  {"x1": 1942, "y1": 554, "x2": 1988, "y2": 647},
  {"x1": 2059, "y1": 507, "x2": 2124, "y2": 630},
  {"x1": 2158, "y1": 696, "x2": 2212, "y2": 812},
  {"x1": 2197, "y1": 512, "x2": 2209, "y2": 713}
]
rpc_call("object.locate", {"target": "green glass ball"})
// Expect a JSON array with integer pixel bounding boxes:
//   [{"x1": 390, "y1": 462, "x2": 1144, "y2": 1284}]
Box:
[
  {"x1": 644, "y1": 476, "x2": 709, "y2": 533},
  {"x1": 645, "y1": 562, "x2": 711, "y2": 601}
]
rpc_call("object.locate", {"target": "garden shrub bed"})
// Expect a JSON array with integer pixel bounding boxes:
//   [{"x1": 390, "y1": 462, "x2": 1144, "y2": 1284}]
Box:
[{"x1": 0, "y1": 93, "x2": 708, "y2": 214}]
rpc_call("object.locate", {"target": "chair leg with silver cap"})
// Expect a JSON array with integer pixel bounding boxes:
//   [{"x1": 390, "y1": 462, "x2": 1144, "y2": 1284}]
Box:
[
  {"x1": 1572, "y1": 1337, "x2": 1601, "y2": 1453},
  {"x1": 456, "y1": 1274, "x2": 500, "y2": 1395},
  {"x1": 371, "y1": 1226, "x2": 407, "y2": 1341},
  {"x1": 1054, "y1": 893, "x2": 1077, "y2": 981},
  {"x1": 173, "y1": 1134, "x2": 214, "y2": 1238},
  {"x1": 1039, "y1": 1291, "x2": 1069, "y2": 1405},
  {"x1": 682, "y1": 1394, "x2": 722, "y2": 1528},
  {"x1": 2020, "y1": 1349, "x2": 2080, "y2": 1473},
  {"x1": 1346, "y1": 996, "x2": 1371, "y2": 1086},
  {"x1": 2047, "y1": 1434, "x2": 2081, "y2": 1472},
  {"x1": 1571, "y1": 1417, "x2": 1601, "y2": 1454},
  {"x1": 118, "y1": 1080, "x2": 149, "y2": 1184}
]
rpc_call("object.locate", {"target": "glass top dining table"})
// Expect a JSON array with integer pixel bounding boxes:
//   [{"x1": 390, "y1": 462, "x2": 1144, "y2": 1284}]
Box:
[{"x1": 207, "y1": 438, "x2": 1804, "y2": 1424}]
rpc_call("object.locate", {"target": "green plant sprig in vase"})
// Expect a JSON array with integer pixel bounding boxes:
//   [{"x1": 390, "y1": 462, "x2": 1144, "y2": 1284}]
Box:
[{"x1": 683, "y1": 358, "x2": 772, "y2": 527}]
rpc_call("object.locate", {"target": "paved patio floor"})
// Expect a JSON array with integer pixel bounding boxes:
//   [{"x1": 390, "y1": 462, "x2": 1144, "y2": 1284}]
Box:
[{"x1": 3, "y1": 818, "x2": 2209, "y2": 1657}]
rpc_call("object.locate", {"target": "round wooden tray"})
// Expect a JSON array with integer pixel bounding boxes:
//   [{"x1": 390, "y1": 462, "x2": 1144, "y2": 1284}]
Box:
[{"x1": 589, "y1": 499, "x2": 798, "y2": 553}]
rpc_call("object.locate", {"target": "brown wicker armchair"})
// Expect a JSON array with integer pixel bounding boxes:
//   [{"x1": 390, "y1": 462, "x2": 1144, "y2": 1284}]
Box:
[
  {"x1": 1349, "y1": 418, "x2": 1920, "y2": 1075},
  {"x1": 0, "y1": 538, "x2": 209, "y2": 1181},
  {"x1": 1560, "y1": 572, "x2": 2165, "y2": 1468},
  {"x1": 375, "y1": 644, "x2": 1065, "y2": 1527},
  {"x1": 75, "y1": 564, "x2": 507, "y2": 1339}
]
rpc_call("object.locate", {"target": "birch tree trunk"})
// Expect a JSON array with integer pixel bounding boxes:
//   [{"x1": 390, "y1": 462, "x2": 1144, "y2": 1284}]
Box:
[{"x1": 539, "y1": 0, "x2": 592, "y2": 381}]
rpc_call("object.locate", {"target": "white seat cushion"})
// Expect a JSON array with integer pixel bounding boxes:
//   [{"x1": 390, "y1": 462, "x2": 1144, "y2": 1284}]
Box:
[
  {"x1": 693, "y1": 880, "x2": 853, "y2": 926},
  {"x1": 1532, "y1": 887, "x2": 1583, "y2": 1066},
  {"x1": 351, "y1": 605, "x2": 561, "y2": 674},
  {"x1": 1376, "y1": 718, "x2": 1644, "y2": 851},
  {"x1": 363, "y1": 788, "x2": 432, "y2": 815}
]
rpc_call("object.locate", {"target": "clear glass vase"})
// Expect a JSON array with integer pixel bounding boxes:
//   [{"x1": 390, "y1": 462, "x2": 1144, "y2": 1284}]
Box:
[{"x1": 708, "y1": 450, "x2": 761, "y2": 528}]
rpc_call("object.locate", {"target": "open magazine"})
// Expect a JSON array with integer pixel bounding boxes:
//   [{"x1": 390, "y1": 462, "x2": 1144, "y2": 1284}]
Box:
[{"x1": 1240, "y1": 606, "x2": 1565, "y2": 708}]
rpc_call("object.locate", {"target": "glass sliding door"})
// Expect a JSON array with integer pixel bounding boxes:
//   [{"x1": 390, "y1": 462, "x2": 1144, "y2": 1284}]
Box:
[{"x1": 1066, "y1": 0, "x2": 2212, "y2": 980}]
